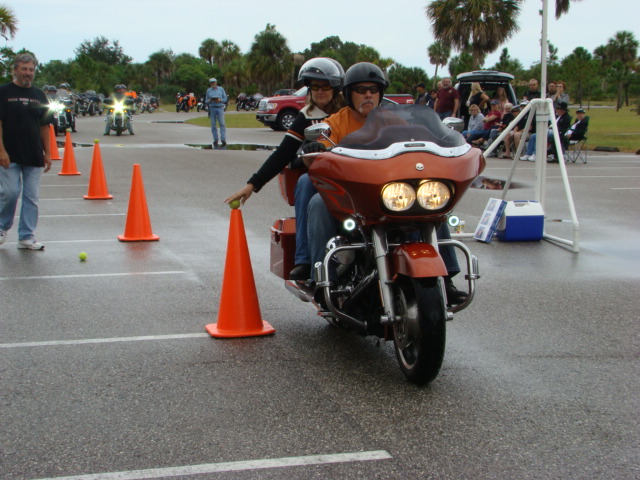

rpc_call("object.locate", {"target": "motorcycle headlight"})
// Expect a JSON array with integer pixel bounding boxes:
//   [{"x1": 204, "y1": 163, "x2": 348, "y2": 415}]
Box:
[
  {"x1": 417, "y1": 181, "x2": 452, "y2": 210},
  {"x1": 381, "y1": 182, "x2": 416, "y2": 211}
]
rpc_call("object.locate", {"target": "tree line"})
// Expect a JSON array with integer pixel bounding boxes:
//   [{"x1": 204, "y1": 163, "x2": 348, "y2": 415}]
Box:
[{"x1": 1, "y1": 8, "x2": 638, "y2": 109}]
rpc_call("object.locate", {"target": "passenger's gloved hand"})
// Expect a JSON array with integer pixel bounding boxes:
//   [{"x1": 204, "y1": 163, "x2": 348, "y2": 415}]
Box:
[{"x1": 301, "y1": 142, "x2": 326, "y2": 154}]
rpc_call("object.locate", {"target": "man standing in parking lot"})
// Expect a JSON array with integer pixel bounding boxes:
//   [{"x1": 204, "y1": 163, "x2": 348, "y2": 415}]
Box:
[
  {"x1": 206, "y1": 78, "x2": 228, "y2": 148},
  {"x1": 0, "y1": 53, "x2": 51, "y2": 250},
  {"x1": 523, "y1": 78, "x2": 541, "y2": 101},
  {"x1": 434, "y1": 77, "x2": 459, "y2": 119}
]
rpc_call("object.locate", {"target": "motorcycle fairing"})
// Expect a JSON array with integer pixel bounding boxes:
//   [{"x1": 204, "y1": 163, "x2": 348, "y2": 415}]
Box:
[{"x1": 391, "y1": 242, "x2": 447, "y2": 278}]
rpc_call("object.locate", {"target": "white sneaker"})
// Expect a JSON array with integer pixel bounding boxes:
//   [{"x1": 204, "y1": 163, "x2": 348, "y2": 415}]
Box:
[
  {"x1": 0, "y1": 229, "x2": 6, "y2": 245},
  {"x1": 527, "y1": 154, "x2": 536, "y2": 162},
  {"x1": 18, "y1": 238, "x2": 45, "y2": 250},
  {"x1": 519, "y1": 155, "x2": 530, "y2": 161}
]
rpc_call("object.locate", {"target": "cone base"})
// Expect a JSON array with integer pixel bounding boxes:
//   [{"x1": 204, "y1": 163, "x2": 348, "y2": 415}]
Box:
[
  {"x1": 58, "y1": 172, "x2": 81, "y2": 176},
  {"x1": 84, "y1": 194, "x2": 113, "y2": 200},
  {"x1": 117, "y1": 234, "x2": 160, "y2": 242},
  {"x1": 205, "y1": 321, "x2": 275, "y2": 338}
]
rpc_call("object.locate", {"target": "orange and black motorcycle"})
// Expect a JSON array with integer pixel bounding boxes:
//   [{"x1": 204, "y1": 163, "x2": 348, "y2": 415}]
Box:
[{"x1": 270, "y1": 104, "x2": 485, "y2": 385}]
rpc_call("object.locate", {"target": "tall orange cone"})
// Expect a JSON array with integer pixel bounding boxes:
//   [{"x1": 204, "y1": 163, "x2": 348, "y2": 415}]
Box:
[
  {"x1": 117, "y1": 164, "x2": 159, "y2": 242},
  {"x1": 49, "y1": 124, "x2": 61, "y2": 160},
  {"x1": 206, "y1": 208, "x2": 275, "y2": 338},
  {"x1": 84, "y1": 139, "x2": 113, "y2": 200},
  {"x1": 58, "y1": 130, "x2": 81, "y2": 175}
]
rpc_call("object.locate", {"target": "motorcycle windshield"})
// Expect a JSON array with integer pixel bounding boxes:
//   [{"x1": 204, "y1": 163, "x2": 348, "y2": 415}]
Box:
[{"x1": 338, "y1": 104, "x2": 467, "y2": 154}]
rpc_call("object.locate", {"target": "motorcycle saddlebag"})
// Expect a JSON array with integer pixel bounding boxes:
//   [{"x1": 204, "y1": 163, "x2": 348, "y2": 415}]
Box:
[{"x1": 270, "y1": 217, "x2": 296, "y2": 279}]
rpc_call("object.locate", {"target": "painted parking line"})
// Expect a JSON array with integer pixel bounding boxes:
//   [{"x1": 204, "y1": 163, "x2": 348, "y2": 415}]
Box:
[
  {"x1": 1, "y1": 333, "x2": 209, "y2": 349},
  {"x1": 39, "y1": 214, "x2": 125, "y2": 218},
  {"x1": 31, "y1": 451, "x2": 393, "y2": 480},
  {"x1": 0, "y1": 271, "x2": 187, "y2": 282}
]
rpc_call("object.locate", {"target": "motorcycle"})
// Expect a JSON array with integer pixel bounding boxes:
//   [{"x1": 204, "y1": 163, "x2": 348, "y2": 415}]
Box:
[
  {"x1": 49, "y1": 97, "x2": 76, "y2": 134},
  {"x1": 196, "y1": 95, "x2": 209, "y2": 113},
  {"x1": 176, "y1": 92, "x2": 191, "y2": 112},
  {"x1": 103, "y1": 97, "x2": 134, "y2": 136},
  {"x1": 271, "y1": 104, "x2": 484, "y2": 385}
]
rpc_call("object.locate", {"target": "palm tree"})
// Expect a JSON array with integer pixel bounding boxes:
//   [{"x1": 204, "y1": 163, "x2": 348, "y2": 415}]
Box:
[
  {"x1": 554, "y1": 0, "x2": 582, "y2": 18},
  {"x1": 0, "y1": 4, "x2": 18, "y2": 41},
  {"x1": 217, "y1": 40, "x2": 241, "y2": 69},
  {"x1": 426, "y1": 0, "x2": 522, "y2": 70},
  {"x1": 427, "y1": 41, "x2": 450, "y2": 88},
  {"x1": 605, "y1": 31, "x2": 639, "y2": 109},
  {"x1": 247, "y1": 24, "x2": 293, "y2": 92},
  {"x1": 198, "y1": 39, "x2": 219, "y2": 66}
]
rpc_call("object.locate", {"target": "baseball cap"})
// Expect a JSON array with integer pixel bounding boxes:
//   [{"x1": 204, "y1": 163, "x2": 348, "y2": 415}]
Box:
[
  {"x1": 209, "y1": 78, "x2": 217, "y2": 83},
  {"x1": 490, "y1": 99, "x2": 500, "y2": 105},
  {"x1": 576, "y1": 108, "x2": 585, "y2": 113},
  {"x1": 415, "y1": 82, "x2": 426, "y2": 89}
]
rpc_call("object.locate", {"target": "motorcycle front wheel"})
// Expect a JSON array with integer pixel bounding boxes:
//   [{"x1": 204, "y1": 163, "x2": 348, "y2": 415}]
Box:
[{"x1": 393, "y1": 277, "x2": 446, "y2": 385}]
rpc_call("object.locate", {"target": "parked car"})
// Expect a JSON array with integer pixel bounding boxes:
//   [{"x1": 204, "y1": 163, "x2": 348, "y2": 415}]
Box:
[
  {"x1": 272, "y1": 88, "x2": 296, "y2": 96},
  {"x1": 455, "y1": 70, "x2": 518, "y2": 128},
  {"x1": 256, "y1": 87, "x2": 415, "y2": 131}
]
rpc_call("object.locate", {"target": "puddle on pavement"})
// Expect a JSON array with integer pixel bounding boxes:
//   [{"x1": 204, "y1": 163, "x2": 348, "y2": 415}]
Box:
[{"x1": 470, "y1": 176, "x2": 522, "y2": 190}]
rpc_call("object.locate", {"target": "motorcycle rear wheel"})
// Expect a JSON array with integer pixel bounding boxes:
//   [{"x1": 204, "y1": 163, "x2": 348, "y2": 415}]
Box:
[{"x1": 393, "y1": 277, "x2": 446, "y2": 385}]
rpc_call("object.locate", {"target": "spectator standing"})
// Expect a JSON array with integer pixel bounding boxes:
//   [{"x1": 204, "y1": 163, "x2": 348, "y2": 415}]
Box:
[
  {"x1": 0, "y1": 53, "x2": 51, "y2": 250},
  {"x1": 414, "y1": 83, "x2": 428, "y2": 105},
  {"x1": 434, "y1": 77, "x2": 460, "y2": 120},
  {"x1": 551, "y1": 81, "x2": 570, "y2": 109},
  {"x1": 466, "y1": 82, "x2": 489, "y2": 113},
  {"x1": 205, "y1": 78, "x2": 228, "y2": 147},
  {"x1": 523, "y1": 78, "x2": 541, "y2": 101},
  {"x1": 426, "y1": 89, "x2": 437, "y2": 109},
  {"x1": 493, "y1": 86, "x2": 509, "y2": 113}
]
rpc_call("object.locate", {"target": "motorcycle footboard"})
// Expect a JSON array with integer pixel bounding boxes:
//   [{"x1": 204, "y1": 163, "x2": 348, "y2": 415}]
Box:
[{"x1": 437, "y1": 239, "x2": 480, "y2": 313}]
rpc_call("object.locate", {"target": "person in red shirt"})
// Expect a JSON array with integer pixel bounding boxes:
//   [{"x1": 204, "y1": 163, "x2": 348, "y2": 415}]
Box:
[{"x1": 433, "y1": 77, "x2": 460, "y2": 120}]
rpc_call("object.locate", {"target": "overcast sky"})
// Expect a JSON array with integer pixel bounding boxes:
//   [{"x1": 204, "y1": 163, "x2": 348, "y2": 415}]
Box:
[{"x1": 6, "y1": 0, "x2": 638, "y2": 79}]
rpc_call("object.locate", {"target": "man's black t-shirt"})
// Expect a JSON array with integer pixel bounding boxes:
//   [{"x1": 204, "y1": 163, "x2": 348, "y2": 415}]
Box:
[{"x1": 0, "y1": 82, "x2": 49, "y2": 167}]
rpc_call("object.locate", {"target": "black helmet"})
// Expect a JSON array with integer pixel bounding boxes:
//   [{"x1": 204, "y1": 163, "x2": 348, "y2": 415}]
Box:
[
  {"x1": 59, "y1": 83, "x2": 70, "y2": 89},
  {"x1": 343, "y1": 62, "x2": 388, "y2": 106},
  {"x1": 298, "y1": 57, "x2": 345, "y2": 88}
]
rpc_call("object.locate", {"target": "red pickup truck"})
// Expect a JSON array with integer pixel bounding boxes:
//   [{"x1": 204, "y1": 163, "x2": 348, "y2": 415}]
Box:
[{"x1": 256, "y1": 87, "x2": 414, "y2": 131}]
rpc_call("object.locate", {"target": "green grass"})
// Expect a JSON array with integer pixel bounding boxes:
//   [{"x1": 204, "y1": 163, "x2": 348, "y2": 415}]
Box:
[
  {"x1": 185, "y1": 110, "x2": 264, "y2": 128},
  {"x1": 182, "y1": 103, "x2": 640, "y2": 153}
]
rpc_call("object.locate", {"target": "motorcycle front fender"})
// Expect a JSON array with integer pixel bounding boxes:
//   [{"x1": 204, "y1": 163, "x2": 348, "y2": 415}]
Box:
[{"x1": 391, "y1": 243, "x2": 447, "y2": 278}]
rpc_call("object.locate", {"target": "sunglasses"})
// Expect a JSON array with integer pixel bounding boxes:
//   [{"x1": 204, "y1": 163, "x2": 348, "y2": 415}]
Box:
[
  {"x1": 309, "y1": 84, "x2": 333, "y2": 92},
  {"x1": 352, "y1": 85, "x2": 380, "y2": 94}
]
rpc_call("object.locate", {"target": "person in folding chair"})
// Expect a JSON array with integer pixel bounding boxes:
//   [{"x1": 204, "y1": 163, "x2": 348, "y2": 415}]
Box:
[{"x1": 564, "y1": 108, "x2": 589, "y2": 163}]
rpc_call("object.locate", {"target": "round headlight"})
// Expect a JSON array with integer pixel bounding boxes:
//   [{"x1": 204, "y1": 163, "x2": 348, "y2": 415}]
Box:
[
  {"x1": 381, "y1": 182, "x2": 416, "y2": 211},
  {"x1": 417, "y1": 181, "x2": 451, "y2": 210}
]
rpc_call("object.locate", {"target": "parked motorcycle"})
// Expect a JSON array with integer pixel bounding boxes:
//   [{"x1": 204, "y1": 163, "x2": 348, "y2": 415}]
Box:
[
  {"x1": 103, "y1": 97, "x2": 134, "y2": 136},
  {"x1": 196, "y1": 95, "x2": 209, "y2": 113},
  {"x1": 176, "y1": 92, "x2": 191, "y2": 112},
  {"x1": 271, "y1": 104, "x2": 484, "y2": 385}
]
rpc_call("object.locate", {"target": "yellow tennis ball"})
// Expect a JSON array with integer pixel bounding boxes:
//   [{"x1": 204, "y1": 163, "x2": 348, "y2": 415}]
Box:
[
  {"x1": 79, "y1": 252, "x2": 87, "y2": 261},
  {"x1": 229, "y1": 199, "x2": 241, "y2": 210}
]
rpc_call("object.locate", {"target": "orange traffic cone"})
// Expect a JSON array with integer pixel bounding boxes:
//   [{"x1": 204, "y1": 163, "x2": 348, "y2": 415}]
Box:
[
  {"x1": 58, "y1": 130, "x2": 81, "y2": 175},
  {"x1": 206, "y1": 208, "x2": 275, "y2": 338},
  {"x1": 117, "y1": 164, "x2": 159, "y2": 242},
  {"x1": 49, "y1": 124, "x2": 61, "y2": 160},
  {"x1": 84, "y1": 140, "x2": 113, "y2": 200}
]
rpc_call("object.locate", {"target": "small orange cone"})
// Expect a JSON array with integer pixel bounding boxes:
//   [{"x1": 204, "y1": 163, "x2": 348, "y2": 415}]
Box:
[
  {"x1": 84, "y1": 140, "x2": 113, "y2": 200},
  {"x1": 117, "y1": 164, "x2": 159, "y2": 242},
  {"x1": 58, "y1": 130, "x2": 81, "y2": 175},
  {"x1": 206, "y1": 208, "x2": 275, "y2": 338},
  {"x1": 49, "y1": 124, "x2": 61, "y2": 160}
]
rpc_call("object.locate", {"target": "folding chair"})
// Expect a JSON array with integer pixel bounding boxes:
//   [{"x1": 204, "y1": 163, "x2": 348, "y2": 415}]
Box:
[{"x1": 566, "y1": 137, "x2": 588, "y2": 164}]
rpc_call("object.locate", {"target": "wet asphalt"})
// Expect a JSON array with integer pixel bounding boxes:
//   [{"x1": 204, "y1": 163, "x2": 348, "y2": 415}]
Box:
[{"x1": 1, "y1": 110, "x2": 638, "y2": 479}]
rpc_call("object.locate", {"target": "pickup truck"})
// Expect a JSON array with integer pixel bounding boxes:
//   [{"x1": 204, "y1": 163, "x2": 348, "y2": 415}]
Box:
[{"x1": 256, "y1": 87, "x2": 415, "y2": 131}]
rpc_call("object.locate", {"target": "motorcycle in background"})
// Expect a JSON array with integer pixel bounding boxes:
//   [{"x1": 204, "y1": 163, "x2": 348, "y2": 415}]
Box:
[
  {"x1": 196, "y1": 95, "x2": 209, "y2": 113},
  {"x1": 103, "y1": 96, "x2": 134, "y2": 136},
  {"x1": 49, "y1": 97, "x2": 76, "y2": 133},
  {"x1": 271, "y1": 104, "x2": 484, "y2": 385},
  {"x1": 176, "y1": 92, "x2": 191, "y2": 112}
]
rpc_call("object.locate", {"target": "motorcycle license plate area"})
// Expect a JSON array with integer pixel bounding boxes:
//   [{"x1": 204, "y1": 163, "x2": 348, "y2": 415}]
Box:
[
  {"x1": 270, "y1": 218, "x2": 296, "y2": 279},
  {"x1": 497, "y1": 200, "x2": 545, "y2": 241}
]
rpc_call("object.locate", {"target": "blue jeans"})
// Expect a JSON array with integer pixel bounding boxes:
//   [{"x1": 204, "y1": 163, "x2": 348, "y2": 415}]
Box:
[
  {"x1": 306, "y1": 193, "x2": 460, "y2": 280},
  {"x1": 526, "y1": 131, "x2": 553, "y2": 155},
  {"x1": 0, "y1": 164, "x2": 43, "y2": 241},
  {"x1": 293, "y1": 174, "x2": 316, "y2": 265},
  {"x1": 210, "y1": 107, "x2": 226, "y2": 142}
]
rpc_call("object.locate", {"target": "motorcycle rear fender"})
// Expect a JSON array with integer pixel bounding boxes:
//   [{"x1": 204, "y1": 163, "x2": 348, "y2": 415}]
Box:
[{"x1": 391, "y1": 243, "x2": 447, "y2": 278}]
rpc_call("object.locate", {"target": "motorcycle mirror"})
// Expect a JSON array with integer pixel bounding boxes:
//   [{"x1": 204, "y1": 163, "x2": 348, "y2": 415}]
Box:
[
  {"x1": 304, "y1": 123, "x2": 334, "y2": 145},
  {"x1": 442, "y1": 117, "x2": 464, "y2": 132}
]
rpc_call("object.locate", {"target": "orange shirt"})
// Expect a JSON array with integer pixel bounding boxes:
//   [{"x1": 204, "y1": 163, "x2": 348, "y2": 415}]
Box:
[{"x1": 320, "y1": 107, "x2": 366, "y2": 147}]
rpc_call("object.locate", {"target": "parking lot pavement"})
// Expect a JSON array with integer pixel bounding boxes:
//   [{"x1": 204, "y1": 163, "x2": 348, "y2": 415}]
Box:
[{"x1": 1, "y1": 113, "x2": 638, "y2": 479}]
